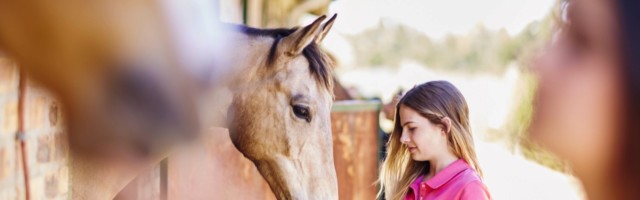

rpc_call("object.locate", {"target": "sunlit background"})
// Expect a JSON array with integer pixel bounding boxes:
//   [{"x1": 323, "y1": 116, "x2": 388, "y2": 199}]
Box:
[{"x1": 303, "y1": 0, "x2": 583, "y2": 199}]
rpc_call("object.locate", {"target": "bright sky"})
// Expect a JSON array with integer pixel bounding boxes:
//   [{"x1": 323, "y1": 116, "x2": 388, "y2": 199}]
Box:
[{"x1": 328, "y1": 0, "x2": 556, "y2": 38}]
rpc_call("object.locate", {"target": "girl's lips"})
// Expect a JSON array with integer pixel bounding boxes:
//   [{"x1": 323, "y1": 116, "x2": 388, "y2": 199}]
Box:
[{"x1": 408, "y1": 147, "x2": 418, "y2": 153}]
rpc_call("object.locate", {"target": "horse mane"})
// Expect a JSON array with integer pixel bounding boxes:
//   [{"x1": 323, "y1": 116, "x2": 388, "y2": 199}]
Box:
[{"x1": 227, "y1": 24, "x2": 334, "y2": 92}]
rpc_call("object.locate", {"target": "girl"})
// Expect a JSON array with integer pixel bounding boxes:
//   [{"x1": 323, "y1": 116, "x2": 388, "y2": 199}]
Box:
[
  {"x1": 378, "y1": 81, "x2": 490, "y2": 200},
  {"x1": 531, "y1": 0, "x2": 640, "y2": 199}
]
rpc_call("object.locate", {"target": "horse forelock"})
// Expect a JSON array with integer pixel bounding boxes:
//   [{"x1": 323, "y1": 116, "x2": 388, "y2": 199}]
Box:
[{"x1": 227, "y1": 24, "x2": 334, "y2": 94}]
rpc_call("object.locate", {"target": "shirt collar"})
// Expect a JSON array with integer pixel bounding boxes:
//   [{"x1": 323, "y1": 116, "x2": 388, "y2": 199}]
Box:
[
  {"x1": 409, "y1": 174, "x2": 425, "y2": 192},
  {"x1": 408, "y1": 159, "x2": 470, "y2": 196},
  {"x1": 425, "y1": 159, "x2": 470, "y2": 189}
]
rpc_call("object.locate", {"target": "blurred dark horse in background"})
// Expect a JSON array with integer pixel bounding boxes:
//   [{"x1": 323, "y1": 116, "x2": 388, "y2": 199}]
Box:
[
  {"x1": 0, "y1": 0, "x2": 226, "y2": 199},
  {"x1": 0, "y1": 0, "x2": 339, "y2": 199}
]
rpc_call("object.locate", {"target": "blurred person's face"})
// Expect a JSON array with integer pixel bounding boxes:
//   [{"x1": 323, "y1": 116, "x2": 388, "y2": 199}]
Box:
[
  {"x1": 399, "y1": 105, "x2": 452, "y2": 162},
  {"x1": 530, "y1": 0, "x2": 623, "y2": 195}
]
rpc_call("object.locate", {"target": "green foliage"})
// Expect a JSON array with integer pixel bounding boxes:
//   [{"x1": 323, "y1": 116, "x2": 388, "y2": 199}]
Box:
[{"x1": 346, "y1": 12, "x2": 556, "y2": 74}]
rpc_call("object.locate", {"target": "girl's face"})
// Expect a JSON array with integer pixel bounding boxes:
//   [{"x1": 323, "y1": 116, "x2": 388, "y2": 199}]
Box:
[
  {"x1": 530, "y1": 0, "x2": 622, "y2": 183},
  {"x1": 399, "y1": 105, "x2": 450, "y2": 162}
]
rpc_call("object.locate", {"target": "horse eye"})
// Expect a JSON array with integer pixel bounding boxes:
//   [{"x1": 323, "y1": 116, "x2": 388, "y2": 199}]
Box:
[{"x1": 292, "y1": 105, "x2": 311, "y2": 123}]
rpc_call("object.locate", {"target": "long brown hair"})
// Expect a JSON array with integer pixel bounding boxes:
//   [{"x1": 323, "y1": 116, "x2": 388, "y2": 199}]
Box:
[{"x1": 378, "y1": 81, "x2": 482, "y2": 200}]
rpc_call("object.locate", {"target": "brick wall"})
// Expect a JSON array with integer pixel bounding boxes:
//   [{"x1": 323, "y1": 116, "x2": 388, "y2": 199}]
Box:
[{"x1": 0, "y1": 57, "x2": 69, "y2": 200}]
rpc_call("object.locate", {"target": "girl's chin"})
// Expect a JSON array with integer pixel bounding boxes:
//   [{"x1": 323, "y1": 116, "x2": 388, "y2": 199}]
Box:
[{"x1": 410, "y1": 154, "x2": 429, "y2": 162}]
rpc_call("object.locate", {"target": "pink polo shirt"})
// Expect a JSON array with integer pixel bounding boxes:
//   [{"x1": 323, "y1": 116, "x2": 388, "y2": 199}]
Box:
[{"x1": 405, "y1": 159, "x2": 491, "y2": 200}]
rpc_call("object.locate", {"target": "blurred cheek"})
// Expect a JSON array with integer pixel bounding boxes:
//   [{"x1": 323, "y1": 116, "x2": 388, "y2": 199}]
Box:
[
  {"x1": 411, "y1": 131, "x2": 429, "y2": 160},
  {"x1": 412, "y1": 127, "x2": 443, "y2": 161},
  {"x1": 531, "y1": 52, "x2": 622, "y2": 177}
]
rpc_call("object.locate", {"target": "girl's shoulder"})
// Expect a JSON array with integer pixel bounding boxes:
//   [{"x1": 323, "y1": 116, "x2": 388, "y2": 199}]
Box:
[
  {"x1": 453, "y1": 170, "x2": 490, "y2": 200},
  {"x1": 458, "y1": 178, "x2": 491, "y2": 199},
  {"x1": 425, "y1": 159, "x2": 482, "y2": 190},
  {"x1": 455, "y1": 168, "x2": 483, "y2": 183}
]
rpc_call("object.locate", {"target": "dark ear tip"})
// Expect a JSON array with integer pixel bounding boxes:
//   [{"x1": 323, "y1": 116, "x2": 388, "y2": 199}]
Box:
[
  {"x1": 318, "y1": 15, "x2": 328, "y2": 22},
  {"x1": 305, "y1": 15, "x2": 327, "y2": 27}
]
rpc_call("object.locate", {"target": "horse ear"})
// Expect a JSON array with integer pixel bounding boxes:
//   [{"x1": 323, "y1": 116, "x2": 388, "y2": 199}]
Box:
[
  {"x1": 315, "y1": 14, "x2": 337, "y2": 44},
  {"x1": 281, "y1": 15, "x2": 327, "y2": 56}
]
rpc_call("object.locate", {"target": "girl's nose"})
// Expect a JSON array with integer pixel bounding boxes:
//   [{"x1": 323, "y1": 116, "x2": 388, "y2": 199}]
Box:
[{"x1": 400, "y1": 130, "x2": 410, "y2": 144}]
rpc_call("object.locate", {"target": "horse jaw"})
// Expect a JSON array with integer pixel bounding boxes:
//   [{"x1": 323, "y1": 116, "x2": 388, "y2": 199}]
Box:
[{"x1": 253, "y1": 154, "x2": 339, "y2": 200}]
